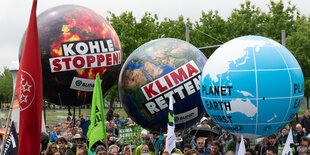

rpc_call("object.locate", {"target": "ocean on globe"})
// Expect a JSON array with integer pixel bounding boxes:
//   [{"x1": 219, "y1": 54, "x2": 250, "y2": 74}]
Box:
[
  {"x1": 19, "y1": 5, "x2": 122, "y2": 106},
  {"x1": 119, "y1": 38, "x2": 207, "y2": 132},
  {"x1": 200, "y1": 35, "x2": 304, "y2": 139}
]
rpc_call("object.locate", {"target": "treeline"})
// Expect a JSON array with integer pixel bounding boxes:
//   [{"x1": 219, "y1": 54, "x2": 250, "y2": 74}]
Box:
[
  {"x1": 1, "y1": 0, "x2": 310, "y2": 104},
  {"x1": 105, "y1": 0, "x2": 310, "y2": 102}
]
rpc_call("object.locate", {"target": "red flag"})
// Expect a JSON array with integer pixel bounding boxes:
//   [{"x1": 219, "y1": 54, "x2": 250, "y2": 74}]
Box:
[{"x1": 16, "y1": 0, "x2": 42, "y2": 154}]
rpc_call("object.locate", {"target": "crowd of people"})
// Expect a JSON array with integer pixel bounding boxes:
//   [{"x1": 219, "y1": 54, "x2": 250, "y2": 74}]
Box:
[{"x1": 39, "y1": 109, "x2": 310, "y2": 155}]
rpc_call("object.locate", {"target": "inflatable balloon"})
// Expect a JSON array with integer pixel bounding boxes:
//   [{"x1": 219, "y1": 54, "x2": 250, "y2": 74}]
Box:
[
  {"x1": 119, "y1": 38, "x2": 207, "y2": 131},
  {"x1": 200, "y1": 36, "x2": 304, "y2": 139},
  {"x1": 19, "y1": 5, "x2": 122, "y2": 106}
]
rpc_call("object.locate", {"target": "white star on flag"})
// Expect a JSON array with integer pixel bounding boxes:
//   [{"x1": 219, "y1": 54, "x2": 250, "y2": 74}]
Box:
[
  {"x1": 22, "y1": 81, "x2": 32, "y2": 92},
  {"x1": 19, "y1": 94, "x2": 28, "y2": 104}
]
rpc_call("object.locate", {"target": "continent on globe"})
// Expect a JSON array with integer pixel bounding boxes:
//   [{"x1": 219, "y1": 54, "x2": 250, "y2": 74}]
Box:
[
  {"x1": 119, "y1": 38, "x2": 207, "y2": 131},
  {"x1": 200, "y1": 35, "x2": 304, "y2": 139}
]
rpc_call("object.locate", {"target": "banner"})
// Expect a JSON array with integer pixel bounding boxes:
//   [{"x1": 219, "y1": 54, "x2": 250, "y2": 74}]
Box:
[
  {"x1": 87, "y1": 73, "x2": 106, "y2": 150},
  {"x1": 118, "y1": 125, "x2": 142, "y2": 145},
  {"x1": 282, "y1": 128, "x2": 293, "y2": 155},
  {"x1": 16, "y1": 0, "x2": 43, "y2": 154},
  {"x1": 166, "y1": 95, "x2": 176, "y2": 154},
  {"x1": 3, "y1": 122, "x2": 18, "y2": 155}
]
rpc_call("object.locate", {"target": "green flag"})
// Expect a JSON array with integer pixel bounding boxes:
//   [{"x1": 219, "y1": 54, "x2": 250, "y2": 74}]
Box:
[{"x1": 87, "y1": 73, "x2": 106, "y2": 150}]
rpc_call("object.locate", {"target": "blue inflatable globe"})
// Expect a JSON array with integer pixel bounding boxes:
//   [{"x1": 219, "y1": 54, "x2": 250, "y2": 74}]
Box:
[
  {"x1": 119, "y1": 38, "x2": 207, "y2": 132},
  {"x1": 200, "y1": 36, "x2": 304, "y2": 138}
]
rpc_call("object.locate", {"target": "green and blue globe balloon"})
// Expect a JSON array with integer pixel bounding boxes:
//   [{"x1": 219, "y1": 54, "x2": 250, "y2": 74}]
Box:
[{"x1": 200, "y1": 36, "x2": 304, "y2": 138}]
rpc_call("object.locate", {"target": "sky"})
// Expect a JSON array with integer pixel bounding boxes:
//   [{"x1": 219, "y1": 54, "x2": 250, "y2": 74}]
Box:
[{"x1": 1, "y1": 0, "x2": 310, "y2": 73}]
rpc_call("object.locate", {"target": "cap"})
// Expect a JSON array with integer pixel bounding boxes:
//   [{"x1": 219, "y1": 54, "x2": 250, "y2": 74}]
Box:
[
  {"x1": 106, "y1": 128, "x2": 113, "y2": 133},
  {"x1": 72, "y1": 134, "x2": 82, "y2": 139}
]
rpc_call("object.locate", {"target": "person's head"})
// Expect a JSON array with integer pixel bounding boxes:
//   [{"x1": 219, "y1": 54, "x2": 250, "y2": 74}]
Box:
[
  {"x1": 110, "y1": 120, "x2": 116, "y2": 128},
  {"x1": 109, "y1": 145, "x2": 119, "y2": 155},
  {"x1": 182, "y1": 144, "x2": 191, "y2": 154},
  {"x1": 141, "y1": 145, "x2": 149, "y2": 154},
  {"x1": 125, "y1": 145, "x2": 135, "y2": 155},
  {"x1": 56, "y1": 137, "x2": 67, "y2": 150},
  {"x1": 281, "y1": 128, "x2": 287, "y2": 135},
  {"x1": 267, "y1": 134, "x2": 277, "y2": 144},
  {"x1": 245, "y1": 149, "x2": 256, "y2": 155},
  {"x1": 301, "y1": 136, "x2": 310, "y2": 148},
  {"x1": 162, "y1": 149, "x2": 170, "y2": 155},
  {"x1": 305, "y1": 109, "x2": 309, "y2": 117},
  {"x1": 266, "y1": 146, "x2": 277, "y2": 155},
  {"x1": 47, "y1": 143, "x2": 58, "y2": 154},
  {"x1": 96, "y1": 145, "x2": 107, "y2": 155},
  {"x1": 67, "y1": 131, "x2": 73, "y2": 139},
  {"x1": 208, "y1": 132, "x2": 215, "y2": 141},
  {"x1": 67, "y1": 116, "x2": 72, "y2": 121},
  {"x1": 196, "y1": 137, "x2": 205, "y2": 149},
  {"x1": 142, "y1": 135, "x2": 151, "y2": 144},
  {"x1": 76, "y1": 119, "x2": 81, "y2": 127},
  {"x1": 77, "y1": 128, "x2": 83, "y2": 135},
  {"x1": 200, "y1": 117, "x2": 208, "y2": 126},
  {"x1": 45, "y1": 125, "x2": 50, "y2": 132},
  {"x1": 106, "y1": 129, "x2": 113, "y2": 138},
  {"x1": 296, "y1": 123, "x2": 303, "y2": 132},
  {"x1": 299, "y1": 147, "x2": 310, "y2": 155},
  {"x1": 56, "y1": 126, "x2": 61, "y2": 135},
  {"x1": 105, "y1": 121, "x2": 110, "y2": 127},
  {"x1": 72, "y1": 134, "x2": 83, "y2": 144},
  {"x1": 115, "y1": 114, "x2": 120, "y2": 120},
  {"x1": 210, "y1": 140, "x2": 220, "y2": 155},
  {"x1": 184, "y1": 149, "x2": 199, "y2": 155},
  {"x1": 225, "y1": 150, "x2": 235, "y2": 155}
]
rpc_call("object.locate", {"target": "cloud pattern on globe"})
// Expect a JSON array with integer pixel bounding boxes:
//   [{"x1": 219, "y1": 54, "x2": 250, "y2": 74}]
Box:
[{"x1": 200, "y1": 36, "x2": 304, "y2": 139}]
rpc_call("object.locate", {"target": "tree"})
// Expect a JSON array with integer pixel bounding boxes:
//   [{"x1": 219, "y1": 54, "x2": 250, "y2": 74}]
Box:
[{"x1": 0, "y1": 67, "x2": 13, "y2": 103}]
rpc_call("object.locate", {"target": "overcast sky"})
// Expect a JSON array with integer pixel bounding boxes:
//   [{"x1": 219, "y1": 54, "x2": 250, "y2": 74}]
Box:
[{"x1": 1, "y1": 0, "x2": 309, "y2": 73}]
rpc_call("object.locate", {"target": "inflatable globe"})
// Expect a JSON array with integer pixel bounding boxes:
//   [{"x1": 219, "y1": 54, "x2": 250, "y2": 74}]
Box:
[
  {"x1": 119, "y1": 38, "x2": 207, "y2": 131},
  {"x1": 200, "y1": 36, "x2": 304, "y2": 139},
  {"x1": 19, "y1": 5, "x2": 122, "y2": 106}
]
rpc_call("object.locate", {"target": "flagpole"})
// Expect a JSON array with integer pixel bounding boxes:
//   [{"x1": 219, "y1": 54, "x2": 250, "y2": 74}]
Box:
[{"x1": 1, "y1": 88, "x2": 16, "y2": 154}]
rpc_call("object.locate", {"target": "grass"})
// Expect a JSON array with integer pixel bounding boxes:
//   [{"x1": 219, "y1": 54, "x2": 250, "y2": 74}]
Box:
[{"x1": 0, "y1": 107, "x2": 128, "y2": 128}]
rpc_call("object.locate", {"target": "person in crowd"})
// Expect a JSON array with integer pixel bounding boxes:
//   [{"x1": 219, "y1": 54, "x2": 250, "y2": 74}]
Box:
[
  {"x1": 106, "y1": 128, "x2": 116, "y2": 147},
  {"x1": 96, "y1": 145, "x2": 107, "y2": 155},
  {"x1": 261, "y1": 134, "x2": 278, "y2": 155},
  {"x1": 125, "y1": 144, "x2": 135, "y2": 155},
  {"x1": 225, "y1": 150, "x2": 234, "y2": 155},
  {"x1": 266, "y1": 145, "x2": 277, "y2": 155},
  {"x1": 245, "y1": 149, "x2": 256, "y2": 155},
  {"x1": 184, "y1": 149, "x2": 199, "y2": 155},
  {"x1": 109, "y1": 120, "x2": 119, "y2": 136},
  {"x1": 66, "y1": 116, "x2": 72, "y2": 126},
  {"x1": 299, "y1": 147, "x2": 310, "y2": 155},
  {"x1": 45, "y1": 143, "x2": 58, "y2": 155},
  {"x1": 194, "y1": 137, "x2": 209, "y2": 155},
  {"x1": 197, "y1": 117, "x2": 211, "y2": 128},
  {"x1": 277, "y1": 127, "x2": 288, "y2": 146},
  {"x1": 41, "y1": 132, "x2": 49, "y2": 154},
  {"x1": 141, "y1": 145, "x2": 150, "y2": 155},
  {"x1": 206, "y1": 132, "x2": 216, "y2": 151},
  {"x1": 109, "y1": 145, "x2": 120, "y2": 155},
  {"x1": 224, "y1": 136, "x2": 248, "y2": 154},
  {"x1": 300, "y1": 109, "x2": 310, "y2": 134},
  {"x1": 210, "y1": 140, "x2": 222, "y2": 155},
  {"x1": 45, "y1": 124, "x2": 51, "y2": 136},
  {"x1": 151, "y1": 132, "x2": 163, "y2": 155},
  {"x1": 76, "y1": 145, "x2": 88, "y2": 155},
  {"x1": 136, "y1": 135, "x2": 155, "y2": 155},
  {"x1": 56, "y1": 137, "x2": 74, "y2": 155},
  {"x1": 218, "y1": 129, "x2": 233, "y2": 153},
  {"x1": 114, "y1": 114, "x2": 125, "y2": 127},
  {"x1": 71, "y1": 133, "x2": 85, "y2": 153},
  {"x1": 106, "y1": 107, "x2": 115, "y2": 122},
  {"x1": 255, "y1": 137, "x2": 268, "y2": 155},
  {"x1": 294, "y1": 123, "x2": 307, "y2": 149},
  {"x1": 182, "y1": 144, "x2": 192, "y2": 154},
  {"x1": 49, "y1": 126, "x2": 62, "y2": 143},
  {"x1": 300, "y1": 136, "x2": 310, "y2": 149}
]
